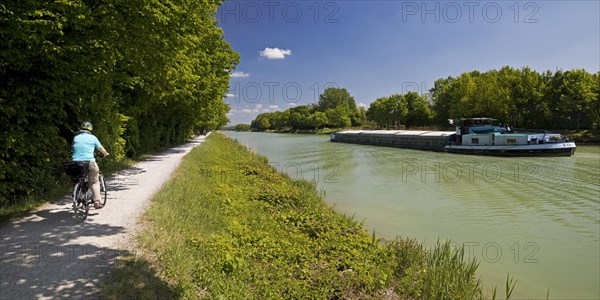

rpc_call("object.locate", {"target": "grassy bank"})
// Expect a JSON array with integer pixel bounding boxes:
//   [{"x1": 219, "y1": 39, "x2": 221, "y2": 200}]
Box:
[
  {"x1": 559, "y1": 129, "x2": 600, "y2": 144},
  {"x1": 104, "y1": 133, "x2": 515, "y2": 299}
]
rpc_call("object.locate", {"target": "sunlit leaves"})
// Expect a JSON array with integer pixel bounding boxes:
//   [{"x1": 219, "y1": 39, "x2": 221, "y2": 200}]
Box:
[{"x1": 0, "y1": 0, "x2": 238, "y2": 205}]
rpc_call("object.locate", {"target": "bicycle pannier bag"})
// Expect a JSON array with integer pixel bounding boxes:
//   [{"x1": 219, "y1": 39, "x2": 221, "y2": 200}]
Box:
[{"x1": 64, "y1": 161, "x2": 89, "y2": 177}]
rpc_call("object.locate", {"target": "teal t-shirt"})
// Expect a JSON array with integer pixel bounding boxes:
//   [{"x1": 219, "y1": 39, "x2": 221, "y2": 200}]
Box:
[{"x1": 72, "y1": 131, "x2": 102, "y2": 162}]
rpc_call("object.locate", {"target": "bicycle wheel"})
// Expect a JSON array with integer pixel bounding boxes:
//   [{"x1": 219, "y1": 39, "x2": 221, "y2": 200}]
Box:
[
  {"x1": 73, "y1": 182, "x2": 89, "y2": 221},
  {"x1": 99, "y1": 173, "x2": 107, "y2": 206}
]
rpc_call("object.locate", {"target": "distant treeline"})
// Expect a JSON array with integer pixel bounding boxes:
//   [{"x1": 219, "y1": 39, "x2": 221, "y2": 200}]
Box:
[
  {"x1": 0, "y1": 1, "x2": 238, "y2": 206},
  {"x1": 249, "y1": 67, "x2": 599, "y2": 131},
  {"x1": 251, "y1": 88, "x2": 363, "y2": 131}
]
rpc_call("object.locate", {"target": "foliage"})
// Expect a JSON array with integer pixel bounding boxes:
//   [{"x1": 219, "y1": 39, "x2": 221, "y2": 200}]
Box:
[
  {"x1": 366, "y1": 93, "x2": 433, "y2": 129},
  {"x1": 317, "y1": 87, "x2": 360, "y2": 125},
  {"x1": 118, "y1": 133, "x2": 517, "y2": 299},
  {"x1": 233, "y1": 124, "x2": 251, "y2": 131},
  {"x1": 249, "y1": 67, "x2": 598, "y2": 132},
  {"x1": 430, "y1": 67, "x2": 599, "y2": 129},
  {"x1": 366, "y1": 67, "x2": 598, "y2": 130},
  {"x1": 404, "y1": 92, "x2": 433, "y2": 127},
  {"x1": 367, "y1": 94, "x2": 406, "y2": 129},
  {"x1": 250, "y1": 87, "x2": 360, "y2": 131},
  {"x1": 0, "y1": 0, "x2": 238, "y2": 208}
]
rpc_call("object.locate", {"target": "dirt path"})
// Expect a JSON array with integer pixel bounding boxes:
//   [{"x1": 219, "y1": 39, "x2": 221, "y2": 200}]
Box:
[{"x1": 0, "y1": 136, "x2": 207, "y2": 299}]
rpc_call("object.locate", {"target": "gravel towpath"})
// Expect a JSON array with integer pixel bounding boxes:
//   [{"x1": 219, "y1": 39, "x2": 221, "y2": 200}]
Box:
[{"x1": 0, "y1": 136, "x2": 206, "y2": 299}]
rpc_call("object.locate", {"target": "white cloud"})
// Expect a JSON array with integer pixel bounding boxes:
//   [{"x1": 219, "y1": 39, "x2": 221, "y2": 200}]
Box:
[
  {"x1": 233, "y1": 104, "x2": 275, "y2": 116},
  {"x1": 287, "y1": 102, "x2": 298, "y2": 106},
  {"x1": 259, "y1": 47, "x2": 292, "y2": 59},
  {"x1": 226, "y1": 93, "x2": 236, "y2": 98},
  {"x1": 358, "y1": 102, "x2": 367, "y2": 108},
  {"x1": 268, "y1": 105, "x2": 279, "y2": 110},
  {"x1": 230, "y1": 71, "x2": 250, "y2": 78}
]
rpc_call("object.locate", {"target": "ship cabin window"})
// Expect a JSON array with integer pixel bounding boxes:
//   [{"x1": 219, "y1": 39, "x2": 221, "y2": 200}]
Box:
[
  {"x1": 507, "y1": 138, "x2": 517, "y2": 144},
  {"x1": 471, "y1": 138, "x2": 479, "y2": 144}
]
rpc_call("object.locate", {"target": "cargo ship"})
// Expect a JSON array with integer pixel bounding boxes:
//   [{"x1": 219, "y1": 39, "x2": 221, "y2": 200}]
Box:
[{"x1": 330, "y1": 118, "x2": 576, "y2": 157}]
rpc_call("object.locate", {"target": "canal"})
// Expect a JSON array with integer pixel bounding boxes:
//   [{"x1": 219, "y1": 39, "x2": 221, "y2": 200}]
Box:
[{"x1": 223, "y1": 131, "x2": 600, "y2": 299}]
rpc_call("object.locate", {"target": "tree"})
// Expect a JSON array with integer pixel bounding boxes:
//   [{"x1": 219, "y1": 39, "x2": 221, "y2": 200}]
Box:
[
  {"x1": 558, "y1": 69, "x2": 597, "y2": 129},
  {"x1": 318, "y1": 87, "x2": 355, "y2": 111},
  {"x1": 591, "y1": 72, "x2": 600, "y2": 129},
  {"x1": 511, "y1": 67, "x2": 544, "y2": 128},
  {"x1": 366, "y1": 99, "x2": 385, "y2": 128},
  {"x1": 325, "y1": 107, "x2": 352, "y2": 128},
  {"x1": 404, "y1": 92, "x2": 432, "y2": 128},
  {"x1": 430, "y1": 76, "x2": 455, "y2": 127},
  {"x1": 0, "y1": 0, "x2": 239, "y2": 206},
  {"x1": 250, "y1": 87, "x2": 359, "y2": 131},
  {"x1": 318, "y1": 87, "x2": 359, "y2": 126},
  {"x1": 366, "y1": 95, "x2": 406, "y2": 129},
  {"x1": 272, "y1": 110, "x2": 290, "y2": 131},
  {"x1": 288, "y1": 106, "x2": 311, "y2": 130},
  {"x1": 307, "y1": 111, "x2": 328, "y2": 129},
  {"x1": 112, "y1": 0, "x2": 238, "y2": 152},
  {"x1": 251, "y1": 113, "x2": 272, "y2": 131},
  {"x1": 472, "y1": 71, "x2": 511, "y2": 123},
  {"x1": 446, "y1": 72, "x2": 479, "y2": 120},
  {"x1": 358, "y1": 105, "x2": 368, "y2": 125},
  {"x1": 234, "y1": 124, "x2": 251, "y2": 131}
]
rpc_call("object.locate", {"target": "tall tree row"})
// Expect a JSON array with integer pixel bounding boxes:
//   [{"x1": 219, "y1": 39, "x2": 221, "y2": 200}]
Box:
[
  {"x1": 430, "y1": 67, "x2": 599, "y2": 129},
  {"x1": 0, "y1": 0, "x2": 238, "y2": 206},
  {"x1": 366, "y1": 92, "x2": 432, "y2": 129},
  {"x1": 370, "y1": 67, "x2": 598, "y2": 130},
  {"x1": 251, "y1": 67, "x2": 598, "y2": 132}
]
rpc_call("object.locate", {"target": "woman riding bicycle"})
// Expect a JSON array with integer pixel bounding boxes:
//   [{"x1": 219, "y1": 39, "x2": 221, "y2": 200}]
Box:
[{"x1": 72, "y1": 121, "x2": 109, "y2": 209}]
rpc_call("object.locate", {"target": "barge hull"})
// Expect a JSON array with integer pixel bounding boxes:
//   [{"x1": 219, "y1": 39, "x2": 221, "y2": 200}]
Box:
[
  {"x1": 331, "y1": 131, "x2": 576, "y2": 157},
  {"x1": 444, "y1": 143, "x2": 576, "y2": 157},
  {"x1": 332, "y1": 139, "x2": 447, "y2": 152},
  {"x1": 331, "y1": 130, "x2": 452, "y2": 152},
  {"x1": 445, "y1": 148, "x2": 575, "y2": 157}
]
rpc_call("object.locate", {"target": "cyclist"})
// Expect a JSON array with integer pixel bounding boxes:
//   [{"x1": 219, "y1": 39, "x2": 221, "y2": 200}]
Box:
[{"x1": 72, "y1": 121, "x2": 109, "y2": 209}]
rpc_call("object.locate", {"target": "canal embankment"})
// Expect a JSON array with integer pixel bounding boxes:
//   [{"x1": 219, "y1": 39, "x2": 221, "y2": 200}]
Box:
[
  {"x1": 221, "y1": 131, "x2": 600, "y2": 299},
  {"x1": 103, "y1": 133, "x2": 516, "y2": 299}
]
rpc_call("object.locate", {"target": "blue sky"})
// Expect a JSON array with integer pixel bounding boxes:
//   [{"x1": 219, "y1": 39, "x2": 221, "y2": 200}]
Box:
[{"x1": 217, "y1": 1, "x2": 600, "y2": 125}]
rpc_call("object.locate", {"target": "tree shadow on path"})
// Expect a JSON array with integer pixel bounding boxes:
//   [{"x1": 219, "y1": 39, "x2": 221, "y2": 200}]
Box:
[
  {"x1": 0, "y1": 137, "x2": 205, "y2": 299},
  {"x1": 1, "y1": 203, "x2": 125, "y2": 299}
]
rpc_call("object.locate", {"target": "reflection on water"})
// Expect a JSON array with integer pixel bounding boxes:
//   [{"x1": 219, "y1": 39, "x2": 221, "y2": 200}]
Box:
[{"x1": 223, "y1": 132, "x2": 600, "y2": 299}]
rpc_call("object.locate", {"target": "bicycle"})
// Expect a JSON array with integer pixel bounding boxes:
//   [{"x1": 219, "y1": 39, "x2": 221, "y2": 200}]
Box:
[{"x1": 64, "y1": 159, "x2": 108, "y2": 221}]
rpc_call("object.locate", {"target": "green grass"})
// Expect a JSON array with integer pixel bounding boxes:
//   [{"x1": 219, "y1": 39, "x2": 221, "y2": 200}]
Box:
[
  {"x1": 102, "y1": 254, "x2": 183, "y2": 299},
  {"x1": 558, "y1": 129, "x2": 600, "y2": 143},
  {"x1": 104, "y1": 133, "x2": 519, "y2": 299},
  {"x1": 0, "y1": 184, "x2": 70, "y2": 224}
]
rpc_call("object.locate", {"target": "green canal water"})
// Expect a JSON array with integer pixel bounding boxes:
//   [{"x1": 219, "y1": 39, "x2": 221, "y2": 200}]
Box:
[{"x1": 223, "y1": 131, "x2": 600, "y2": 299}]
